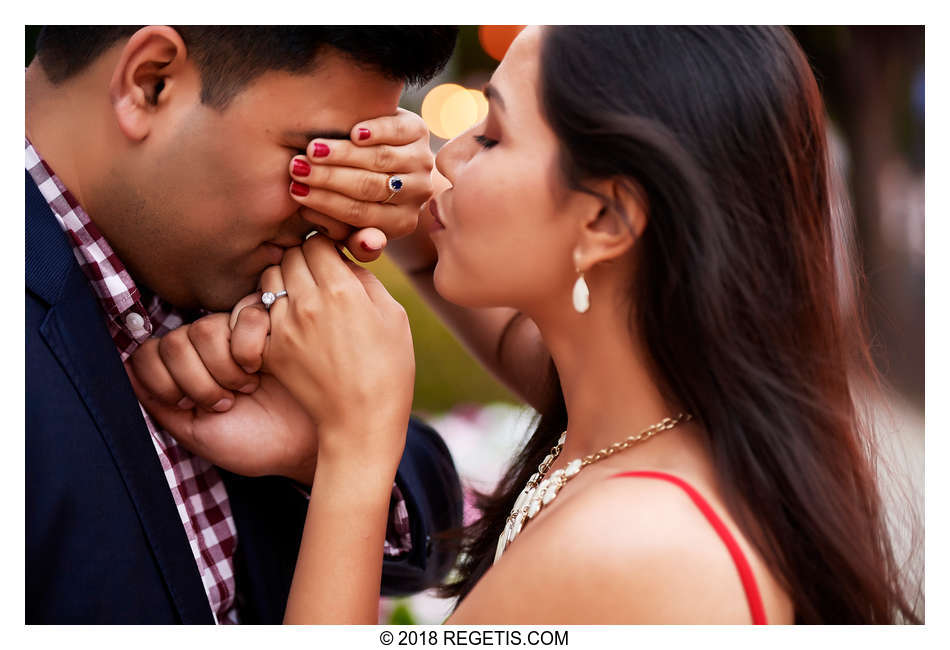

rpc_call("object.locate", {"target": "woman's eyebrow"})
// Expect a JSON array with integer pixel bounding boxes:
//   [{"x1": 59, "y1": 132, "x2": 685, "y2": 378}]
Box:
[{"x1": 482, "y1": 83, "x2": 506, "y2": 112}]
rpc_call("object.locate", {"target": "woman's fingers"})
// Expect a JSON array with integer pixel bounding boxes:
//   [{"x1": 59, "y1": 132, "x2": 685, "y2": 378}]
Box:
[
  {"x1": 350, "y1": 108, "x2": 431, "y2": 148},
  {"x1": 291, "y1": 156, "x2": 428, "y2": 205},
  {"x1": 345, "y1": 227, "x2": 388, "y2": 263},
  {"x1": 307, "y1": 130, "x2": 430, "y2": 172},
  {"x1": 298, "y1": 234, "x2": 366, "y2": 295},
  {"x1": 279, "y1": 247, "x2": 322, "y2": 317},
  {"x1": 287, "y1": 109, "x2": 434, "y2": 247},
  {"x1": 288, "y1": 182, "x2": 419, "y2": 239}
]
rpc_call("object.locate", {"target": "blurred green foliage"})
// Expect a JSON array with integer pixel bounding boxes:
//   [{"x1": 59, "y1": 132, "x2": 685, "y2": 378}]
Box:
[
  {"x1": 367, "y1": 255, "x2": 517, "y2": 413},
  {"x1": 386, "y1": 600, "x2": 418, "y2": 625}
]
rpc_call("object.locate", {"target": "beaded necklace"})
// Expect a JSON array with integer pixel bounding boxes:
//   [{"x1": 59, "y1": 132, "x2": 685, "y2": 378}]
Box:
[{"x1": 494, "y1": 413, "x2": 693, "y2": 564}]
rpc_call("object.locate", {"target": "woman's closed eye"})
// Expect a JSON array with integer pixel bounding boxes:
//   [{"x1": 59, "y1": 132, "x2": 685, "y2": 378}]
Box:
[{"x1": 474, "y1": 134, "x2": 499, "y2": 149}]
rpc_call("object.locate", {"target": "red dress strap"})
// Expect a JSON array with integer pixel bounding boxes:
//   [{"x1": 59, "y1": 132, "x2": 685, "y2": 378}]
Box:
[{"x1": 610, "y1": 470, "x2": 768, "y2": 624}]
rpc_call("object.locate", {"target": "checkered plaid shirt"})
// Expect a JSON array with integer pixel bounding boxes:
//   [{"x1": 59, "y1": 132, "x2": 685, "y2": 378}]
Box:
[{"x1": 26, "y1": 138, "x2": 411, "y2": 624}]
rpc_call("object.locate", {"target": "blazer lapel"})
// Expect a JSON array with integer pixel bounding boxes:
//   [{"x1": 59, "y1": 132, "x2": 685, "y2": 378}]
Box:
[{"x1": 27, "y1": 171, "x2": 215, "y2": 624}]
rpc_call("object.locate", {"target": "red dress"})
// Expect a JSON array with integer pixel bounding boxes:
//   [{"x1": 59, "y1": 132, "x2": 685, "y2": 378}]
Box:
[{"x1": 610, "y1": 471, "x2": 769, "y2": 624}]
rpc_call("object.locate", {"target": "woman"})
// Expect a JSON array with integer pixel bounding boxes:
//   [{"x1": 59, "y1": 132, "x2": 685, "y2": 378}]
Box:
[{"x1": 133, "y1": 26, "x2": 919, "y2": 623}]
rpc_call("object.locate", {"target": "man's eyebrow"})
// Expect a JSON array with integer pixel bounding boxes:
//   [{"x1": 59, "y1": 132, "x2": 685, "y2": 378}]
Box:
[
  {"x1": 285, "y1": 129, "x2": 351, "y2": 142},
  {"x1": 482, "y1": 83, "x2": 506, "y2": 111}
]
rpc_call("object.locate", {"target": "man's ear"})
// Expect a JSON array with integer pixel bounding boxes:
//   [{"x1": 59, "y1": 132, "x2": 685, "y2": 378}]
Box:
[
  {"x1": 573, "y1": 177, "x2": 648, "y2": 272},
  {"x1": 109, "y1": 26, "x2": 189, "y2": 142}
]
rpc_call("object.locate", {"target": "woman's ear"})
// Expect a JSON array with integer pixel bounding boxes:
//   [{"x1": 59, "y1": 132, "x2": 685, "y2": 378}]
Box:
[
  {"x1": 573, "y1": 177, "x2": 648, "y2": 272},
  {"x1": 109, "y1": 26, "x2": 189, "y2": 142}
]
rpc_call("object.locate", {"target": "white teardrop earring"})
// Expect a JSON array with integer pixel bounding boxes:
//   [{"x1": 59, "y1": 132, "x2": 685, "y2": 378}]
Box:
[{"x1": 572, "y1": 270, "x2": 590, "y2": 313}]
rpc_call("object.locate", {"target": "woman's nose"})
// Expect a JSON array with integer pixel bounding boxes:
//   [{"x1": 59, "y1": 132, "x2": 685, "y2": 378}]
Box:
[{"x1": 435, "y1": 125, "x2": 480, "y2": 184}]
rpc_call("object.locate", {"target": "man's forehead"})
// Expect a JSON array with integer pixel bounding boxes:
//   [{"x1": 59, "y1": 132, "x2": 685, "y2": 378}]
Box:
[{"x1": 230, "y1": 63, "x2": 403, "y2": 138}]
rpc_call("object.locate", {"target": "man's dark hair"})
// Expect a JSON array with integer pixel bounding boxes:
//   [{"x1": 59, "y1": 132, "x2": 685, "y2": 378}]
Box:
[{"x1": 34, "y1": 26, "x2": 458, "y2": 109}]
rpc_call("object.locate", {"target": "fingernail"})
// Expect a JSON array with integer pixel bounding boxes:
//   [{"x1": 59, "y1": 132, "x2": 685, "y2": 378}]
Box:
[
  {"x1": 212, "y1": 398, "x2": 234, "y2": 412},
  {"x1": 312, "y1": 142, "x2": 330, "y2": 157},
  {"x1": 177, "y1": 397, "x2": 195, "y2": 409},
  {"x1": 290, "y1": 181, "x2": 310, "y2": 197},
  {"x1": 240, "y1": 365, "x2": 257, "y2": 374},
  {"x1": 361, "y1": 234, "x2": 385, "y2": 252},
  {"x1": 239, "y1": 383, "x2": 257, "y2": 394},
  {"x1": 292, "y1": 159, "x2": 311, "y2": 176},
  {"x1": 358, "y1": 128, "x2": 371, "y2": 141}
]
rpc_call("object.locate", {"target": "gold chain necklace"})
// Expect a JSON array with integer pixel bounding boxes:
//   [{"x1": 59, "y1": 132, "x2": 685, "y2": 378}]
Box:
[{"x1": 493, "y1": 413, "x2": 693, "y2": 565}]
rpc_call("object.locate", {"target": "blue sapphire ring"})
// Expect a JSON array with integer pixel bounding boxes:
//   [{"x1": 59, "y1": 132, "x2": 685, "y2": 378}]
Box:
[{"x1": 383, "y1": 175, "x2": 404, "y2": 204}]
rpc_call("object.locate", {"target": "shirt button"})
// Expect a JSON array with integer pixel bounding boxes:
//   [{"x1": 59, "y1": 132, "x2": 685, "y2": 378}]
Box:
[{"x1": 125, "y1": 312, "x2": 146, "y2": 332}]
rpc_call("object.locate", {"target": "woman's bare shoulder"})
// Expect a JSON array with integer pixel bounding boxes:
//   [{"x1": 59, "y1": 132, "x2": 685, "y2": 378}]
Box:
[{"x1": 447, "y1": 472, "x2": 787, "y2": 624}]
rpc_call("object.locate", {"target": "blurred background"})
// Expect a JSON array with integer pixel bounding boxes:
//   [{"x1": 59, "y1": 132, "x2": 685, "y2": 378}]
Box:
[
  {"x1": 385, "y1": 25, "x2": 926, "y2": 623},
  {"x1": 25, "y1": 25, "x2": 925, "y2": 623},
  {"x1": 387, "y1": 26, "x2": 924, "y2": 622}
]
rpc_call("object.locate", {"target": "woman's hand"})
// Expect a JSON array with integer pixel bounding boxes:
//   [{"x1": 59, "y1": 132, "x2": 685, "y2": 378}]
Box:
[
  {"x1": 383, "y1": 166, "x2": 450, "y2": 274},
  {"x1": 288, "y1": 108, "x2": 435, "y2": 263},
  {"x1": 257, "y1": 234, "x2": 416, "y2": 474}
]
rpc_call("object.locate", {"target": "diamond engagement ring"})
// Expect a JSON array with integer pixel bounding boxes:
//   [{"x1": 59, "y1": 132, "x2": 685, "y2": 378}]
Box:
[
  {"x1": 383, "y1": 175, "x2": 404, "y2": 203},
  {"x1": 261, "y1": 290, "x2": 288, "y2": 309}
]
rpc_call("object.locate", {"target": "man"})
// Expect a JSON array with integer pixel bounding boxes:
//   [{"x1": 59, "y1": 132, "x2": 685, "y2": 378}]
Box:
[{"x1": 26, "y1": 26, "x2": 462, "y2": 624}]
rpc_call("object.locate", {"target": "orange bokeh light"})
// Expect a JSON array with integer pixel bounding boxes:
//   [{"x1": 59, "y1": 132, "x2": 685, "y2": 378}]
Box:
[{"x1": 478, "y1": 26, "x2": 525, "y2": 62}]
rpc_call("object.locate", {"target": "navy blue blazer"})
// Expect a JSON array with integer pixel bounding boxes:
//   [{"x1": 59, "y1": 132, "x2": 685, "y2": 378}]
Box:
[{"x1": 25, "y1": 170, "x2": 463, "y2": 624}]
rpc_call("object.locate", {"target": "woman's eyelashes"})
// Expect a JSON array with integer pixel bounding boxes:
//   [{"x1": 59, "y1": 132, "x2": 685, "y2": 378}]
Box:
[{"x1": 474, "y1": 134, "x2": 499, "y2": 149}]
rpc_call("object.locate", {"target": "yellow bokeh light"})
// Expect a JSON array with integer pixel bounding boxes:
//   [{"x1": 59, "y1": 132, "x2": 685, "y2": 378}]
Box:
[
  {"x1": 469, "y1": 89, "x2": 489, "y2": 123},
  {"x1": 422, "y1": 84, "x2": 489, "y2": 140},
  {"x1": 421, "y1": 83, "x2": 466, "y2": 139},
  {"x1": 440, "y1": 89, "x2": 479, "y2": 139}
]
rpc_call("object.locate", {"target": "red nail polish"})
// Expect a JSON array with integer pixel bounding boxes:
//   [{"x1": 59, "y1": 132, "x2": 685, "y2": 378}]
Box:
[
  {"x1": 290, "y1": 181, "x2": 310, "y2": 197},
  {"x1": 360, "y1": 240, "x2": 381, "y2": 252},
  {"x1": 292, "y1": 159, "x2": 311, "y2": 176},
  {"x1": 358, "y1": 128, "x2": 371, "y2": 141},
  {"x1": 312, "y1": 142, "x2": 330, "y2": 157}
]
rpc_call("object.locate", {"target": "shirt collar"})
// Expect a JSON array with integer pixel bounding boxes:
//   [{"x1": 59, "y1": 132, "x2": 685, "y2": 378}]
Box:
[{"x1": 25, "y1": 137, "x2": 180, "y2": 351}]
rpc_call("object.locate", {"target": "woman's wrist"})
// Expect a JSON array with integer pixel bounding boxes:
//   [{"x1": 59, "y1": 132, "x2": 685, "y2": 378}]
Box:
[
  {"x1": 313, "y1": 422, "x2": 406, "y2": 483},
  {"x1": 311, "y1": 453, "x2": 399, "y2": 506},
  {"x1": 384, "y1": 204, "x2": 439, "y2": 274},
  {"x1": 384, "y1": 239, "x2": 437, "y2": 275}
]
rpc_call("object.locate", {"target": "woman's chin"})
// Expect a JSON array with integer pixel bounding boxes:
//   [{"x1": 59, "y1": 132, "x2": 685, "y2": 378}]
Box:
[
  {"x1": 431, "y1": 264, "x2": 457, "y2": 303},
  {"x1": 433, "y1": 268, "x2": 511, "y2": 310},
  {"x1": 433, "y1": 266, "x2": 475, "y2": 306}
]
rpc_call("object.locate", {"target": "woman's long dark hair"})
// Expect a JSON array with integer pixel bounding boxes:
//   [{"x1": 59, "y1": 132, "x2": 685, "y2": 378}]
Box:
[{"x1": 438, "y1": 26, "x2": 920, "y2": 623}]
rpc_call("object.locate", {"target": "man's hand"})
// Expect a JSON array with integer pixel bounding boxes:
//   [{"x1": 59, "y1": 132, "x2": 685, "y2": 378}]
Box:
[
  {"x1": 127, "y1": 313, "x2": 319, "y2": 484},
  {"x1": 131, "y1": 313, "x2": 266, "y2": 412},
  {"x1": 288, "y1": 108, "x2": 434, "y2": 262}
]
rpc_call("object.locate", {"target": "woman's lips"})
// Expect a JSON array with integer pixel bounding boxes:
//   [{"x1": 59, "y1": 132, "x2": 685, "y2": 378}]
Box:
[{"x1": 428, "y1": 199, "x2": 445, "y2": 232}]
